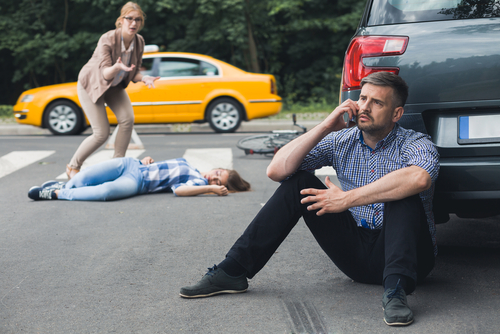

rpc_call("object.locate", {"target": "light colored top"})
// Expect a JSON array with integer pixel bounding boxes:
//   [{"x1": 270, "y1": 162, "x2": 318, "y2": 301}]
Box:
[{"x1": 111, "y1": 37, "x2": 135, "y2": 87}]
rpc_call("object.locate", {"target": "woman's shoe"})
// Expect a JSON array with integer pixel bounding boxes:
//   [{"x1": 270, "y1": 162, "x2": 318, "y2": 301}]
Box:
[{"x1": 66, "y1": 165, "x2": 80, "y2": 180}]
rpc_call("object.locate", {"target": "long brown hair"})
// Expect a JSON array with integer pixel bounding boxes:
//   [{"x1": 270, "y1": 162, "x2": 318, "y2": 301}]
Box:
[
  {"x1": 115, "y1": 2, "x2": 146, "y2": 32},
  {"x1": 226, "y1": 170, "x2": 251, "y2": 192}
]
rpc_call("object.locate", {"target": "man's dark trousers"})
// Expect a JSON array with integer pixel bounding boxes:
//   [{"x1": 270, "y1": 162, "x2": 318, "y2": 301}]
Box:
[{"x1": 227, "y1": 171, "x2": 435, "y2": 293}]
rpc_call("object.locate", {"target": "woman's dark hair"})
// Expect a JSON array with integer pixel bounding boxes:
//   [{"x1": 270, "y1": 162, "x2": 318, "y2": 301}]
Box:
[
  {"x1": 226, "y1": 170, "x2": 251, "y2": 192},
  {"x1": 360, "y1": 72, "x2": 409, "y2": 108}
]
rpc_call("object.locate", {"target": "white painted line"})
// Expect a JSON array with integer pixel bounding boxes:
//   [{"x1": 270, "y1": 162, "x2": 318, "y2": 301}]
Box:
[
  {"x1": 0, "y1": 151, "x2": 55, "y2": 179},
  {"x1": 315, "y1": 166, "x2": 337, "y2": 176},
  {"x1": 105, "y1": 126, "x2": 144, "y2": 150},
  {"x1": 56, "y1": 149, "x2": 146, "y2": 179},
  {"x1": 183, "y1": 148, "x2": 233, "y2": 172}
]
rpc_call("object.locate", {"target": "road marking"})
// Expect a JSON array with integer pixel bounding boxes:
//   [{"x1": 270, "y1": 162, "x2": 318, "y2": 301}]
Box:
[
  {"x1": 0, "y1": 151, "x2": 55, "y2": 179},
  {"x1": 52, "y1": 147, "x2": 232, "y2": 179},
  {"x1": 183, "y1": 148, "x2": 232, "y2": 172},
  {"x1": 282, "y1": 300, "x2": 328, "y2": 334},
  {"x1": 55, "y1": 149, "x2": 145, "y2": 179},
  {"x1": 315, "y1": 166, "x2": 336, "y2": 176}
]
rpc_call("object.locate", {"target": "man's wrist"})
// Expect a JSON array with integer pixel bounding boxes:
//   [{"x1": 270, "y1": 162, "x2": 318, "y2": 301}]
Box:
[{"x1": 142, "y1": 75, "x2": 150, "y2": 82}]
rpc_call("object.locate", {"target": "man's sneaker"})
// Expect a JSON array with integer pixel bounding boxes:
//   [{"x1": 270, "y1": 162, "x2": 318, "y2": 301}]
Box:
[
  {"x1": 179, "y1": 265, "x2": 248, "y2": 298},
  {"x1": 382, "y1": 284, "x2": 414, "y2": 326},
  {"x1": 28, "y1": 186, "x2": 57, "y2": 201},
  {"x1": 41, "y1": 180, "x2": 65, "y2": 190}
]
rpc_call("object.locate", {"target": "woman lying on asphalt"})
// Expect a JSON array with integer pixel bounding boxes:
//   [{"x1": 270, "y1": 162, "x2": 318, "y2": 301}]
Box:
[{"x1": 28, "y1": 156, "x2": 250, "y2": 201}]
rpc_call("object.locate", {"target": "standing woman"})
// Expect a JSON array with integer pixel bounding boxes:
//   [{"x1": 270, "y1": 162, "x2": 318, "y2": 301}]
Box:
[{"x1": 66, "y1": 1, "x2": 159, "y2": 179}]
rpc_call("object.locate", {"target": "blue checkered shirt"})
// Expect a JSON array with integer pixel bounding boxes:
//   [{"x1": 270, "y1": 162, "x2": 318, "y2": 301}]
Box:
[
  {"x1": 139, "y1": 158, "x2": 208, "y2": 195},
  {"x1": 298, "y1": 124, "x2": 440, "y2": 255}
]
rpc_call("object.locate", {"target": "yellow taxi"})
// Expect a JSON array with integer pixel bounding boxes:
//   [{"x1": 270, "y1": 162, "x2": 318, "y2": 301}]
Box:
[{"x1": 13, "y1": 46, "x2": 282, "y2": 134}]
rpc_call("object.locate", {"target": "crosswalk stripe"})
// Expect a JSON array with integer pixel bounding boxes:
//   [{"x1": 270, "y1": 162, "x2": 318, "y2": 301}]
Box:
[
  {"x1": 0, "y1": 151, "x2": 55, "y2": 179},
  {"x1": 315, "y1": 166, "x2": 337, "y2": 176},
  {"x1": 55, "y1": 149, "x2": 146, "y2": 179},
  {"x1": 0, "y1": 148, "x2": 235, "y2": 180},
  {"x1": 183, "y1": 148, "x2": 232, "y2": 172}
]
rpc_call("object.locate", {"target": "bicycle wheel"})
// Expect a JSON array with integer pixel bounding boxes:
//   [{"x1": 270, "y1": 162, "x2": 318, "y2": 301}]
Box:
[{"x1": 237, "y1": 133, "x2": 299, "y2": 154}]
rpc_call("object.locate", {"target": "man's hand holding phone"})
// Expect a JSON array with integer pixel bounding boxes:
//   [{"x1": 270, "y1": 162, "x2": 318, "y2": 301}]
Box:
[{"x1": 324, "y1": 99, "x2": 359, "y2": 132}]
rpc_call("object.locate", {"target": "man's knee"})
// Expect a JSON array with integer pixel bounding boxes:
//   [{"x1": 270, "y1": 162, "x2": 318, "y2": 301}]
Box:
[
  {"x1": 384, "y1": 194, "x2": 423, "y2": 221},
  {"x1": 283, "y1": 170, "x2": 326, "y2": 190}
]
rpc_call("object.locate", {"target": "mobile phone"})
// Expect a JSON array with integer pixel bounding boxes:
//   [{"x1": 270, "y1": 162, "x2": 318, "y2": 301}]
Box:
[{"x1": 343, "y1": 113, "x2": 357, "y2": 127}]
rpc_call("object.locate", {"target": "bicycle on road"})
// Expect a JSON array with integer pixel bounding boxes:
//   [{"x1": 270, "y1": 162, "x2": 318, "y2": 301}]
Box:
[{"x1": 237, "y1": 114, "x2": 307, "y2": 155}]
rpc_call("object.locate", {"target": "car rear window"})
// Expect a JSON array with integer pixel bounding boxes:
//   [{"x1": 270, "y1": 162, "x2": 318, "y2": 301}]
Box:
[{"x1": 367, "y1": 0, "x2": 500, "y2": 26}]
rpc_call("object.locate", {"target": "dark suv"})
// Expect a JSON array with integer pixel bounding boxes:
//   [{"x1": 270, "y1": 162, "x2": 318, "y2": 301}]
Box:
[{"x1": 341, "y1": 0, "x2": 500, "y2": 222}]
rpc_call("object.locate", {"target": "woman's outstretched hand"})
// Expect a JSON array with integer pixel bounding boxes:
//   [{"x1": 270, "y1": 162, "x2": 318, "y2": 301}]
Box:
[
  {"x1": 142, "y1": 75, "x2": 160, "y2": 89},
  {"x1": 115, "y1": 57, "x2": 136, "y2": 72}
]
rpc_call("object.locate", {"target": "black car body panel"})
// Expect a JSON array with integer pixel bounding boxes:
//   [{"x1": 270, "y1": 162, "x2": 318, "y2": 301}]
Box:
[{"x1": 341, "y1": 1, "x2": 500, "y2": 221}]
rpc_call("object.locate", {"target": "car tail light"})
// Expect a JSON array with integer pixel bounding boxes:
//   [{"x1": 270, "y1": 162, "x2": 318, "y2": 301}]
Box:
[
  {"x1": 342, "y1": 36, "x2": 408, "y2": 92},
  {"x1": 270, "y1": 79, "x2": 276, "y2": 95}
]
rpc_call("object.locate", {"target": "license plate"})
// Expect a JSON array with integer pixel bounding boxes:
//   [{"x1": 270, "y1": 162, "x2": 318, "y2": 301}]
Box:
[{"x1": 458, "y1": 115, "x2": 500, "y2": 144}]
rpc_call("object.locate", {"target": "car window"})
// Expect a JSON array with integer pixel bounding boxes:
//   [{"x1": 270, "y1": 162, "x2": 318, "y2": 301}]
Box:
[
  {"x1": 159, "y1": 58, "x2": 201, "y2": 77},
  {"x1": 140, "y1": 58, "x2": 155, "y2": 76},
  {"x1": 368, "y1": 0, "x2": 500, "y2": 26},
  {"x1": 201, "y1": 61, "x2": 219, "y2": 76}
]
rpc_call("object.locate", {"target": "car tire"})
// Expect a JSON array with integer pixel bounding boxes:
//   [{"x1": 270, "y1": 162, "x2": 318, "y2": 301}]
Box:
[
  {"x1": 207, "y1": 98, "x2": 243, "y2": 133},
  {"x1": 44, "y1": 100, "x2": 85, "y2": 135}
]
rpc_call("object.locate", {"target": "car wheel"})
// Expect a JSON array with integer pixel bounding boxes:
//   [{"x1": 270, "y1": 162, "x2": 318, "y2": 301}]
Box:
[
  {"x1": 44, "y1": 100, "x2": 84, "y2": 135},
  {"x1": 207, "y1": 98, "x2": 243, "y2": 133}
]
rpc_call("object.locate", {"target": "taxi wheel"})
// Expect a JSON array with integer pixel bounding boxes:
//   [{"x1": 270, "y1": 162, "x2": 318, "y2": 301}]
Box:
[
  {"x1": 207, "y1": 98, "x2": 242, "y2": 133},
  {"x1": 44, "y1": 101, "x2": 84, "y2": 135}
]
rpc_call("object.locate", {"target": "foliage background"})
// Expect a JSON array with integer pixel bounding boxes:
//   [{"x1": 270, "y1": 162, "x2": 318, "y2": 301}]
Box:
[{"x1": 0, "y1": 0, "x2": 365, "y2": 107}]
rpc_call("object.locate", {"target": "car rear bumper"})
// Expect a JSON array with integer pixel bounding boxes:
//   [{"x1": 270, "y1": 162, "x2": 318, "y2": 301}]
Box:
[
  {"x1": 246, "y1": 100, "x2": 282, "y2": 120},
  {"x1": 434, "y1": 157, "x2": 500, "y2": 218}
]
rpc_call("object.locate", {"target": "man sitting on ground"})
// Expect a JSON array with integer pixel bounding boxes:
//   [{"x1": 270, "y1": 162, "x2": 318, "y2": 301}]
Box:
[{"x1": 179, "y1": 72, "x2": 440, "y2": 326}]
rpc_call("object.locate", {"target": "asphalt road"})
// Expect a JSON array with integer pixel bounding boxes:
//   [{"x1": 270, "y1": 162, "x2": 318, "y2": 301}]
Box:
[{"x1": 1, "y1": 132, "x2": 499, "y2": 333}]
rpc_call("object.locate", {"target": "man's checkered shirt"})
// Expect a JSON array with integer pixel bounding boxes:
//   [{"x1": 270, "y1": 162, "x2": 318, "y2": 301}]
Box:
[
  {"x1": 298, "y1": 124, "x2": 440, "y2": 255},
  {"x1": 139, "y1": 158, "x2": 208, "y2": 195}
]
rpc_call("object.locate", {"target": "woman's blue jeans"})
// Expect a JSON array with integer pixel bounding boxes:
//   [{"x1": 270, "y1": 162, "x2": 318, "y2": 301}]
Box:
[{"x1": 58, "y1": 157, "x2": 145, "y2": 201}]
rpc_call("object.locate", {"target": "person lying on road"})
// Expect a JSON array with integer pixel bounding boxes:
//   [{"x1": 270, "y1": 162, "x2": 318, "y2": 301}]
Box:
[
  {"x1": 179, "y1": 72, "x2": 440, "y2": 327},
  {"x1": 28, "y1": 156, "x2": 250, "y2": 201}
]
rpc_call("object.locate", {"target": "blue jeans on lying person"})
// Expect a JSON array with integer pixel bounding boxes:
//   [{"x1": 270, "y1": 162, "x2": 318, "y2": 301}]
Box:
[{"x1": 57, "y1": 157, "x2": 147, "y2": 201}]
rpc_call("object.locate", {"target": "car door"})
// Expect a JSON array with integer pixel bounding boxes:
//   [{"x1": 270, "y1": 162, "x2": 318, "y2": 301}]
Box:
[
  {"x1": 152, "y1": 57, "x2": 215, "y2": 123},
  {"x1": 120, "y1": 57, "x2": 156, "y2": 123}
]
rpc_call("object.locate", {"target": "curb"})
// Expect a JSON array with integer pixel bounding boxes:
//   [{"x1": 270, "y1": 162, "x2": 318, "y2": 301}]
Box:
[{"x1": 0, "y1": 119, "x2": 322, "y2": 136}]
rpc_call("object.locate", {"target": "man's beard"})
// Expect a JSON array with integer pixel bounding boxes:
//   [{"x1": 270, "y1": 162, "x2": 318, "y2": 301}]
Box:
[{"x1": 356, "y1": 114, "x2": 391, "y2": 136}]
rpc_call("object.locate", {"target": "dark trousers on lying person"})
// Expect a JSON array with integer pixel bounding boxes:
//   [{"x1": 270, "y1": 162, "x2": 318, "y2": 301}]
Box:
[{"x1": 226, "y1": 171, "x2": 435, "y2": 294}]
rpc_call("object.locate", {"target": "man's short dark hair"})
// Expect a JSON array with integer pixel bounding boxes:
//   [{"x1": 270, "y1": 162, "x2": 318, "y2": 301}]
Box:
[{"x1": 360, "y1": 72, "x2": 409, "y2": 108}]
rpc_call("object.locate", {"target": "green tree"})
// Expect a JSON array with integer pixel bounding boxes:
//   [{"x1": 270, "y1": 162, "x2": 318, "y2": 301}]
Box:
[{"x1": 0, "y1": 0, "x2": 364, "y2": 106}]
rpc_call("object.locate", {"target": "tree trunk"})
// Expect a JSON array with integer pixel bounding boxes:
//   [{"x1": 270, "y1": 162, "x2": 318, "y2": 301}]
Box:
[{"x1": 245, "y1": 0, "x2": 260, "y2": 73}]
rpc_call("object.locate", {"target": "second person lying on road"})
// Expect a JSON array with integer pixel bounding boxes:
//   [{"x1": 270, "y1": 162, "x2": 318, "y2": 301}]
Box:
[{"x1": 28, "y1": 156, "x2": 250, "y2": 201}]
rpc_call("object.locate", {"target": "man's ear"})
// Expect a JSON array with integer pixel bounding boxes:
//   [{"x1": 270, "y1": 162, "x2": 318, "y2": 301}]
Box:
[{"x1": 393, "y1": 106, "x2": 404, "y2": 122}]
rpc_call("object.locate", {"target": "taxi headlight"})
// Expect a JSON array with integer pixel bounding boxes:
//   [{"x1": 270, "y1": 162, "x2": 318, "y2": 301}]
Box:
[{"x1": 21, "y1": 94, "x2": 34, "y2": 102}]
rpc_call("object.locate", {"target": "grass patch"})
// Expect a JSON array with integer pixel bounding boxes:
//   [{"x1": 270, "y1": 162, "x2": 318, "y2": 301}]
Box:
[
  {"x1": 270, "y1": 99, "x2": 337, "y2": 121},
  {"x1": 0, "y1": 105, "x2": 13, "y2": 117},
  {"x1": 0, "y1": 105, "x2": 16, "y2": 124}
]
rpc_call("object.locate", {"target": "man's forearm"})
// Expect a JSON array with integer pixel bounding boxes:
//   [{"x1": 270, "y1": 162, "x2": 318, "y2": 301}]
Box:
[
  {"x1": 301, "y1": 165, "x2": 432, "y2": 216},
  {"x1": 347, "y1": 166, "x2": 431, "y2": 208},
  {"x1": 267, "y1": 100, "x2": 359, "y2": 182},
  {"x1": 266, "y1": 122, "x2": 332, "y2": 182}
]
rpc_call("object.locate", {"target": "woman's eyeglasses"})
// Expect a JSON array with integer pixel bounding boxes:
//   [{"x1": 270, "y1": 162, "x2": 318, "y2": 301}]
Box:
[{"x1": 124, "y1": 16, "x2": 142, "y2": 24}]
